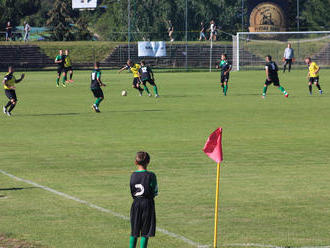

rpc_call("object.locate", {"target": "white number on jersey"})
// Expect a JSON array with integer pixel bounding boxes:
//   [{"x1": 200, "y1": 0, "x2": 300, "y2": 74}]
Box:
[
  {"x1": 91, "y1": 72, "x2": 96, "y2": 80},
  {"x1": 134, "y1": 184, "x2": 145, "y2": 196}
]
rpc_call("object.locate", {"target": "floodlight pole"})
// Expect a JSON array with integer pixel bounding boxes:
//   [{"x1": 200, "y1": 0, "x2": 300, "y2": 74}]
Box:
[{"x1": 128, "y1": 0, "x2": 131, "y2": 59}]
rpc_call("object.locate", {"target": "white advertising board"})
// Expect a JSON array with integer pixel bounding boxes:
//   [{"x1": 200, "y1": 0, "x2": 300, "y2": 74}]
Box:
[
  {"x1": 138, "y1": 41, "x2": 166, "y2": 57},
  {"x1": 72, "y1": 0, "x2": 97, "y2": 9}
]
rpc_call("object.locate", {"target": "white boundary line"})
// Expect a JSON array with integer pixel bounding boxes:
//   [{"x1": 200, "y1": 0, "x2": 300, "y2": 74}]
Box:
[
  {"x1": 0, "y1": 169, "x2": 208, "y2": 248},
  {"x1": 226, "y1": 243, "x2": 330, "y2": 248}
]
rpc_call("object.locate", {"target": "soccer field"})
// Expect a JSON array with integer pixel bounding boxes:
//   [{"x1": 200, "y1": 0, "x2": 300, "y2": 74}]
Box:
[{"x1": 0, "y1": 69, "x2": 330, "y2": 248}]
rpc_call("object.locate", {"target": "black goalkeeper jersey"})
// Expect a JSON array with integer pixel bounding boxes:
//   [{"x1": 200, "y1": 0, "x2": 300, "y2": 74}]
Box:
[
  {"x1": 265, "y1": 61, "x2": 279, "y2": 79},
  {"x1": 130, "y1": 170, "x2": 158, "y2": 200}
]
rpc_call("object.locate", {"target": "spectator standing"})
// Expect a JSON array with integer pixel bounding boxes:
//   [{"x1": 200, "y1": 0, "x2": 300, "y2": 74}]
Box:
[
  {"x1": 5, "y1": 22, "x2": 12, "y2": 41},
  {"x1": 283, "y1": 43, "x2": 295, "y2": 73},
  {"x1": 24, "y1": 21, "x2": 31, "y2": 42},
  {"x1": 199, "y1": 22, "x2": 207, "y2": 41},
  {"x1": 168, "y1": 20, "x2": 174, "y2": 42}
]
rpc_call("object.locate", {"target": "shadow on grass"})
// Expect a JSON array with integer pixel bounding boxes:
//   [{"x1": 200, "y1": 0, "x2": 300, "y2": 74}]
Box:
[
  {"x1": 19, "y1": 112, "x2": 81, "y2": 117},
  {"x1": 0, "y1": 187, "x2": 37, "y2": 191}
]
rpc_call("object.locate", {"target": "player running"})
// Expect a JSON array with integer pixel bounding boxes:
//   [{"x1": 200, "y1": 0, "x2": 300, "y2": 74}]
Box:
[
  {"x1": 305, "y1": 57, "x2": 323, "y2": 95},
  {"x1": 119, "y1": 60, "x2": 144, "y2": 96},
  {"x1": 2, "y1": 66, "x2": 25, "y2": 116},
  {"x1": 90, "y1": 62, "x2": 106, "y2": 113},
  {"x1": 139, "y1": 61, "x2": 159, "y2": 98},
  {"x1": 129, "y1": 151, "x2": 158, "y2": 248},
  {"x1": 63, "y1": 49, "x2": 74, "y2": 83},
  {"x1": 262, "y1": 55, "x2": 289, "y2": 98},
  {"x1": 54, "y1": 50, "x2": 66, "y2": 87},
  {"x1": 216, "y1": 53, "x2": 232, "y2": 96}
]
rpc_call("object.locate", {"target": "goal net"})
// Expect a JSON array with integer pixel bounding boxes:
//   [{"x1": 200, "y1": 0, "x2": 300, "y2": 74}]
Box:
[{"x1": 233, "y1": 31, "x2": 330, "y2": 71}]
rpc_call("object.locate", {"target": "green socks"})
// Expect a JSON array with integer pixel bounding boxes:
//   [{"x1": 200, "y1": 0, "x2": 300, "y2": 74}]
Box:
[
  {"x1": 62, "y1": 76, "x2": 66, "y2": 84},
  {"x1": 153, "y1": 86, "x2": 158, "y2": 95},
  {"x1": 263, "y1": 86, "x2": 268, "y2": 96},
  {"x1": 140, "y1": 237, "x2": 148, "y2": 248},
  {"x1": 279, "y1": 86, "x2": 287, "y2": 94},
  {"x1": 94, "y1": 97, "x2": 103, "y2": 107},
  {"x1": 143, "y1": 85, "x2": 150, "y2": 94},
  {"x1": 224, "y1": 84, "x2": 228, "y2": 96},
  {"x1": 56, "y1": 77, "x2": 60, "y2": 86},
  {"x1": 129, "y1": 236, "x2": 137, "y2": 248},
  {"x1": 129, "y1": 236, "x2": 148, "y2": 248}
]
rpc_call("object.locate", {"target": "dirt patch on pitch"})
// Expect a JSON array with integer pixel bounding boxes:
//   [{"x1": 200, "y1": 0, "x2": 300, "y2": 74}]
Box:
[{"x1": 0, "y1": 234, "x2": 44, "y2": 248}]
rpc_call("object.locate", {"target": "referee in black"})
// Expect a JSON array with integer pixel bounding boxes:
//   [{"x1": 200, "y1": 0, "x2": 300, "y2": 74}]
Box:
[{"x1": 2, "y1": 66, "x2": 25, "y2": 116}]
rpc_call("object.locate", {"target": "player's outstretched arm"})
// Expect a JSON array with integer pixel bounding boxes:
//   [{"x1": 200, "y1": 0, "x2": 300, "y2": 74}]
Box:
[
  {"x1": 118, "y1": 66, "x2": 127, "y2": 73},
  {"x1": 15, "y1": 73, "x2": 25, "y2": 83}
]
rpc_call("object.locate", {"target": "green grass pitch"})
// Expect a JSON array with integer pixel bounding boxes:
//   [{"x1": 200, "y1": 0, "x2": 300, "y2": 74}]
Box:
[{"x1": 0, "y1": 69, "x2": 330, "y2": 248}]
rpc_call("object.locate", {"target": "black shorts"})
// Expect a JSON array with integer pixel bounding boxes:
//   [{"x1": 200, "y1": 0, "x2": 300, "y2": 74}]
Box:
[
  {"x1": 265, "y1": 77, "x2": 280, "y2": 86},
  {"x1": 141, "y1": 79, "x2": 156, "y2": 86},
  {"x1": 133, "y1": 78, "x2": 141, "y2": 87},
  {"x1": 57, "y1": 67, "x2": 64, "y2": 75},
  {"x1": 284, "y1": 59, "x2": 292, "y2": 64},
  {"x1": 5, "y1": 89, "x2": 17, "y2": 101},
  {"x1": 309, "y1": 77, "x2": 319, "y2": 84},
  {"x1": 221, "y1": 74, "x2": 229, "y2": 83},
  {"x1": 130, "y1": 198, "x2": 156, "y2": 238},
  {"x1": 91, "y1": 88, "x2": 104, "y2": 98},
  {"x1": 64, "y1": 66, "x2": 73, "y2": 73}
]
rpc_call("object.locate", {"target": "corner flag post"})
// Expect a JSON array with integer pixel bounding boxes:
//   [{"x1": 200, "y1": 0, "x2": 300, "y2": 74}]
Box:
[
  {"x1": 213, "y1": 162, "x2": 221, "y2": 248},
  {"x1": 202, "y1": 127, "x2": 223, "y2": 248}
]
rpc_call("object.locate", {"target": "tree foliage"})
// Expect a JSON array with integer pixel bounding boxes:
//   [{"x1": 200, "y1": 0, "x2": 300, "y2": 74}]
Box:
[
  {"x1": 0, "y1": 0, "x2": 40, "y2": 29},
  {"x1": 46, "y1": 0, "x2": 92, "y2": 41},
  {"x1": 0, "y1": 0, "x2": 329, "y2": 41}
]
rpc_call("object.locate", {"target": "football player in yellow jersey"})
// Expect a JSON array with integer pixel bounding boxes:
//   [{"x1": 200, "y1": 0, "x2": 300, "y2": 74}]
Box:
[
  {"x1": 119, "y1": 59, "x2": 144, "y2": 96},
  {"x1": 305, "y1": 57, "x2": 322, "y2": 95},
  {"x1": 64, "y1": 49, "x2": 74, "y2": 83},
  {"x1": 2, "y1": 66, "x2": 25, "y2": 116}
]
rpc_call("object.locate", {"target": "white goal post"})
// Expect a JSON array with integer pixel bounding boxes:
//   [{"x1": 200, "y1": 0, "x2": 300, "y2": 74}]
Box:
[{"x1": 233, "y1": 31, "x2": 330, "y2": 71}]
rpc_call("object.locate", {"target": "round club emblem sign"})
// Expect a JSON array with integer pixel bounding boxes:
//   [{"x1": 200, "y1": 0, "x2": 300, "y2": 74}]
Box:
[{"x1": 249, "y1": 2, "x2": 286, "y2": 32}]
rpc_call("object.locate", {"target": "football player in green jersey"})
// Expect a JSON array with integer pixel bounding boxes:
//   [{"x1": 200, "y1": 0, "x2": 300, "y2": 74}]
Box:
[
  {"x1": 54, "y1": 50, "x2": 66, "y2": 87},
  {"x1": 216, "y1": 54, "x2": 232, "y2": 96},
  {"x1": 90, "y1": 62, "x2": 106, "y2": 113}
]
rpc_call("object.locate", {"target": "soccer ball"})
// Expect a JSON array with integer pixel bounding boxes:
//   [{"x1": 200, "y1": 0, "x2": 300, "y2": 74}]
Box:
[{"x1": 121, "y1": 90, "x2": 127, "y2": 96}]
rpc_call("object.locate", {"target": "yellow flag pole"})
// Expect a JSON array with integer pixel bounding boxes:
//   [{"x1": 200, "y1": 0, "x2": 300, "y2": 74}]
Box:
[{"x1": 213, "y1": 162, "x2": 221, "y2": 248}]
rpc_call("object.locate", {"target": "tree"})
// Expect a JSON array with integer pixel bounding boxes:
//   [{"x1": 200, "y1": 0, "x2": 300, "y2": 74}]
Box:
[
  {"x1": 0, "y1": 0, "x2": 40, "y2": 30},
  {"x1": 46, "y1": 0, "x2": 75, "y2": 41},
  {"x1": 301, "y1": 0, "x2": 330, "y2": 30}
]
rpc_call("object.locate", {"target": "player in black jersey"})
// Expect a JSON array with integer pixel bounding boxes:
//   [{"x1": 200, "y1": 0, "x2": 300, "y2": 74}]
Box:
[
  {"x1": 216, "y1": 53, "x2": 232, "y2": 96},
  {"x1": 138, "y1": 61, "x2": 159, "y2": 98},
  {"x1": 54, "y1": 50, "x2": 66, "y2": 87},
  {"x1": 129, "y1": 151, "x2": 158, "y2": 248},
  {"x1": 262, "y1": 55, "x2": 289, "y2": 98},
  {"x1": 90, "y1": 62, "x2": 106, "y2": 113}
]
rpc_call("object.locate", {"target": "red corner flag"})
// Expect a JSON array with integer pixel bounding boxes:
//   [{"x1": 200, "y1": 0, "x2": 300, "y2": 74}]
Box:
[{"x1": 203, "y1": 128, "x2": 223, "y2": 163}]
